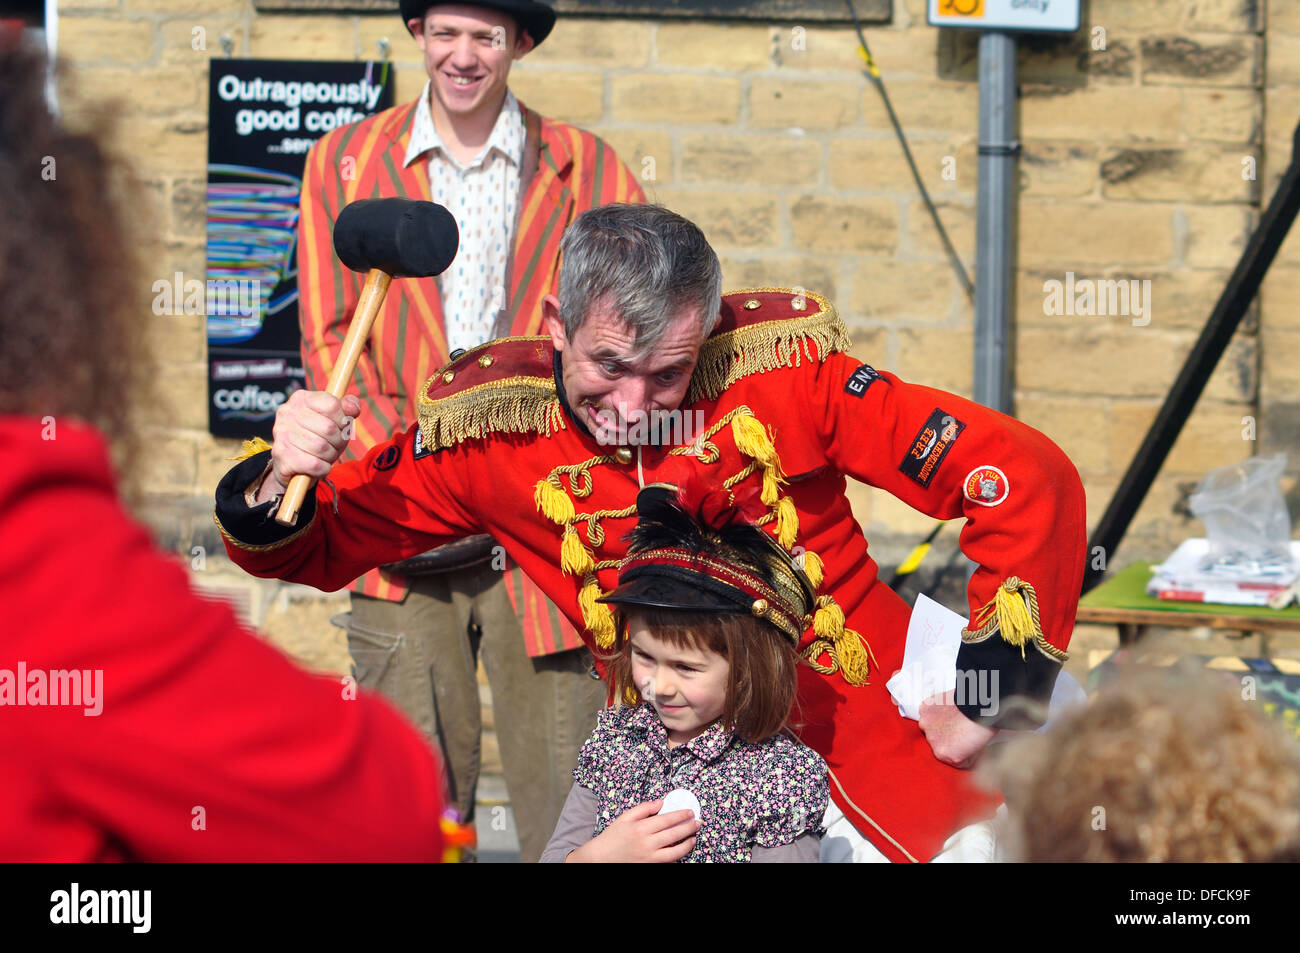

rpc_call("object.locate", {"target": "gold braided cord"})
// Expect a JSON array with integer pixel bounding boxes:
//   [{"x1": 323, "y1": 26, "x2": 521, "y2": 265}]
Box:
[
  {"x1": 800, "y1": 638, "x2": 840, "y2": 675},
  {"x1": 669, "y1": 437, "x2": 719, "y2": 464},
  {"x1": 686, "y1": 287, "x2": 853, "y2": 405},
  {"x1": 552, "y1": 454, "x2": 618, "y2": 498},
  {"x1": 416, "y1": 375, "x2": 563, "y2": 451},
  {"x1": 211, "y1": 510, "x2": 316, "y2": 553},
  {"x1": 722, "y1": 460, "x2": 759, "y2": 490},
  {"x1": 573, "y1": 503, "x2": 638, "y2": 547},
  {"x1": 800, "y1": 631, "x2": 877, "y2": 682},
  {"x1": 961, "y1": 576, "x2": 1069, "y2": 662},
  {"x1": 667, "y1": 404, "x2": 754, "y2": 463}
]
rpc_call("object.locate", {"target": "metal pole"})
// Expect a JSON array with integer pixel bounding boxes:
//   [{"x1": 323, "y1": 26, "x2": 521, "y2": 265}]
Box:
[{"x1": 973, "y1": 30, "x2": 1019, "y2": 415}]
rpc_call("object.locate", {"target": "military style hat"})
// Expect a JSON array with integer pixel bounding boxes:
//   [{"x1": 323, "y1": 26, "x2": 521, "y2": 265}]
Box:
[{"x1": 598, "y1": 478, "x2": 816, "y2": 644}]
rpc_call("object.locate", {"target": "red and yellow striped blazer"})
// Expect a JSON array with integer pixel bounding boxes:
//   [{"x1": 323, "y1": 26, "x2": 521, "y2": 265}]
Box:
[{"x1": 298, "y1": 94, "x2": 645, "y2": 654}]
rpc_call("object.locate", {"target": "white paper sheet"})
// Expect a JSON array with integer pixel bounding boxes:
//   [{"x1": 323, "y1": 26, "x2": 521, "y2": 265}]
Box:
[
  {"x1": 886, "y1": 593, "x2": 964, "y2": 721},
  {"x1": 886, "y1": 593, "x2": 1087, "y2": 733}
]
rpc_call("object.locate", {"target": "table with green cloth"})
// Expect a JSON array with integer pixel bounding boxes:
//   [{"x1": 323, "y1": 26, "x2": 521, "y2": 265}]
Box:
[{"x1": 1077, "y1": 561, "x2": 1300, "y2": 645}]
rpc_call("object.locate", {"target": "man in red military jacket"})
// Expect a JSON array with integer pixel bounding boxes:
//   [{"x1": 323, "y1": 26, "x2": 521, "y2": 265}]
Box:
[{"x1": 215, "y1": 204, "x2": 1087, "y2": 862}]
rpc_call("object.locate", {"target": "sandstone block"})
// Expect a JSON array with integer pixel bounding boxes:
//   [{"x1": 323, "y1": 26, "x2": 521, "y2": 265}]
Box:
[
  {"x1": 656, "y1": 22, "x2": 770, "y2": 71},
  {"x1": 750, "y1": 78, "x2": 859, "y2": 131},
  {"x1": 609, "y1": 73, "x2": 739, "y2": 125},
  {"x1": 788, "y1": 194, "x2": 899, "y2": 255},
  {"x1": 655, "y1": 189, "x2": 780, "y2": 248},
  {"x1": 510, "y1": 68, "x2": 604, "y2": 123},
  {"x1": 681, "y1": 133, "x2": 821, "y2": 188}
]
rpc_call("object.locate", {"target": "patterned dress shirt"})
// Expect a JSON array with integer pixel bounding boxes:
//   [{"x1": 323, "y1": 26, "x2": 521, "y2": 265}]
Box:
[{"x1": 404, "y1": 83, "x2": 524, "y2": 354}]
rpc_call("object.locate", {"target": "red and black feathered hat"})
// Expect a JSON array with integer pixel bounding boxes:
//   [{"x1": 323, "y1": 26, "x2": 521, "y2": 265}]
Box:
[{"x1": 597, "y1": 478, "x2": 815, "y2": 644}]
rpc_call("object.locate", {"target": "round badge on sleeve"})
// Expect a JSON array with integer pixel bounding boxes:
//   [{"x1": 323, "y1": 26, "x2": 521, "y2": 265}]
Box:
[
  {"x1": 963, "y1": 465, "x2": 1009, "y2": 506},
  {"x1": 372, "y1": 445, "x2": 402, "y2": 471}
]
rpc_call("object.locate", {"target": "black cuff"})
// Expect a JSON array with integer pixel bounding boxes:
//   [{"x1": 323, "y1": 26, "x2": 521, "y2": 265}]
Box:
[
  {"x1": 214, "y1": 450, "x2": 318, "y2": 548},
  {"x1": 954, "y1": 636, "x2": 1062, "y2": 731}
]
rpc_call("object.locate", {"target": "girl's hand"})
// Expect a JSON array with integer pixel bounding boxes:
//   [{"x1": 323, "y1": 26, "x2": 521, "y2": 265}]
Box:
[{"x1": 566, "y1": 799, "x2": 699, "y2": 863}]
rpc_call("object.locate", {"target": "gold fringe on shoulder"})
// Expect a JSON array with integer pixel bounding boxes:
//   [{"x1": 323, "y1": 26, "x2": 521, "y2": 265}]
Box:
[
  {"x1": 686, "y1": 288, "x2": 853, "y2": 405},
  {"x1": 416, "y1": 376, "x2": 564, "y2": 451}
]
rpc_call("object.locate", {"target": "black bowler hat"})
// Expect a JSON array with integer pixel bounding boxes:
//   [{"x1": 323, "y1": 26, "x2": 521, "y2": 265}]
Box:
[
  {"x1": 400, "y1": 0, "x2": 556, "y2": 46},
  {"x1": 598, "y1": 480, "x2": 816, "y2": 644}
]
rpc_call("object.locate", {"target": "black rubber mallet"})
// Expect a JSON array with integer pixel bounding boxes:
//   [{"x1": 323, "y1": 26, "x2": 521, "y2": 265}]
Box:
[{"x1": 276, "y1": 197, "x2": 459, "y2": 526}]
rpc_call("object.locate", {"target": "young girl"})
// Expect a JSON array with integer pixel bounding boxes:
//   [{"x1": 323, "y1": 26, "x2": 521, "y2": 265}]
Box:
[{"x1": 540, "y1": 480, "x2": 829, "y2": 863}]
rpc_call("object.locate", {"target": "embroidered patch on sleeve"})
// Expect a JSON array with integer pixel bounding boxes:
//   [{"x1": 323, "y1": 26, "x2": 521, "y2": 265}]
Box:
[
  {"x1": 963, "y1": 465, "x2": 1009, "y2": 506},
  {"x1": 898, "y1": 409, "x2": 966, "y2": 488},
  {"x1": 372, "y1": 445, "x2": 402, "y2": 471},
  {"x1": 844, "y1": 363, "x2": 885, "y2": 398}
]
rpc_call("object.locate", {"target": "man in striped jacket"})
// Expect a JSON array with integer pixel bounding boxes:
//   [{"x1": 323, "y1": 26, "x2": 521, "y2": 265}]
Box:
[{"x1": 297, "y1": 0, "x2": 645, "y2": 861}]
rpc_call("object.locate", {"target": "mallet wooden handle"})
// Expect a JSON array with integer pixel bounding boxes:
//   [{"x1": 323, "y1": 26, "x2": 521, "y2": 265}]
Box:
[{"x1": 276, "y1": 268, "x2": 392, "y2": 526}]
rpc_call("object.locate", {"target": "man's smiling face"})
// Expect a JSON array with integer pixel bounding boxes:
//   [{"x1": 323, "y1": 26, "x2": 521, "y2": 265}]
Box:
[
  {"x1": 409, "y1": 5, "x2": 533, "y2": 125},
  {"x1": 542, "y1": 294, "x2": 706, "y2": 446}
]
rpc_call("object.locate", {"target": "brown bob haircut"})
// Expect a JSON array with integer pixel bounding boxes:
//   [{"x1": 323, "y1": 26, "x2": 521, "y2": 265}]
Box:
[{"x1": 605, "y1": 605, "x2": 800, "y2": 744}]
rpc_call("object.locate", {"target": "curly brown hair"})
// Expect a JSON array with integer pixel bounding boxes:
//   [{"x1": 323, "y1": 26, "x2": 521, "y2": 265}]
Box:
[
  {"x1": 991, "y1": 666, "x2": 1300, "y2": 862},
  {"x1": 0, "y1": 38, "x2": 151, "y2": 485}
]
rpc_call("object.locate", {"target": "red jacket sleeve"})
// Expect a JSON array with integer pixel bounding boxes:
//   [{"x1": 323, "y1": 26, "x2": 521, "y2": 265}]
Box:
[
  {"x1": 805, "y1": 353, "x2": 1087, "y2": 729},
  {"x1": 214, "y1": 424, "x2": 484, "y2": 593}
]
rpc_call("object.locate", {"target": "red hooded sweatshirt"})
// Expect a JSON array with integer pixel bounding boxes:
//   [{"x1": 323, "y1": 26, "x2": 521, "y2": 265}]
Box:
[{"x1": 0, "y1": 416, "x2": 444, "y2": 861}]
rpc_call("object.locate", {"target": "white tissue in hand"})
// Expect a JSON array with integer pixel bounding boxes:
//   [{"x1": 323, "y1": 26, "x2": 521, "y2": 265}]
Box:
[{"x1": 658, "y1": 788, "x2": 701, "y2": 821}]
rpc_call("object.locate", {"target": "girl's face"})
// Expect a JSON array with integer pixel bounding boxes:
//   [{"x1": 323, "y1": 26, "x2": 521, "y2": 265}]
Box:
[{"x1": 627, "y1": 615, "x2": 729, "y2": 748}]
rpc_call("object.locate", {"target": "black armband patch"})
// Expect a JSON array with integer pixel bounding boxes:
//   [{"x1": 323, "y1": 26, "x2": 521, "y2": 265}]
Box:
[
  {"x1": 412, "y1": 425, "x2": 432, "y2": 461},
  {"x1": 898, "y1": 408, "x2": 966, "y2": 488},
  {"x1": 844, "y1": 363, "x2": 885, "y2": 398}
]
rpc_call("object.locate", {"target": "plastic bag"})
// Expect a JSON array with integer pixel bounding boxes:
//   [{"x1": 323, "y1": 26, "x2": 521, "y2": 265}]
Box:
[{"x1": 1187, "y1": 454, "x2": 1293, "y2": 577}]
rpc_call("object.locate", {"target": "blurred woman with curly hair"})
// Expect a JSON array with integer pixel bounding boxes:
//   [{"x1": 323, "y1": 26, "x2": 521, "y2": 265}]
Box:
[
  {"x1": 991, "y1": 666, "x2": 1300, "y2": 862},
  {"x1": 0, "y1": 34, "x2": 450, "y2": 861}
]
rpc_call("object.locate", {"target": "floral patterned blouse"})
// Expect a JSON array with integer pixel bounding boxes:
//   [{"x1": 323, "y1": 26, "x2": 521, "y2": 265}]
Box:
[{"x1": 568, "y1": 703, "x2": 828, "y2": 863}]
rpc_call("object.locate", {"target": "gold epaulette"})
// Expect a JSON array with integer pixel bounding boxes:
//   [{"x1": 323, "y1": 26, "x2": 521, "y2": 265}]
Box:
[
  {"x1": 415, "y1": 337, "x2": 563, "y2": 452},
  {"x1": 687, "y1": 287, "x2": 852, "y2": 404},
  {"x1": 413, "y1": 288, "x2": 850, "y2": 451}
]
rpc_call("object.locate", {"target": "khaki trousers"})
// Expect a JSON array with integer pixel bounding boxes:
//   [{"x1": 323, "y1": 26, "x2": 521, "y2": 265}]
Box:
[{"x1": 338, "y1": 563, "x2": 607, "y2": 863}]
